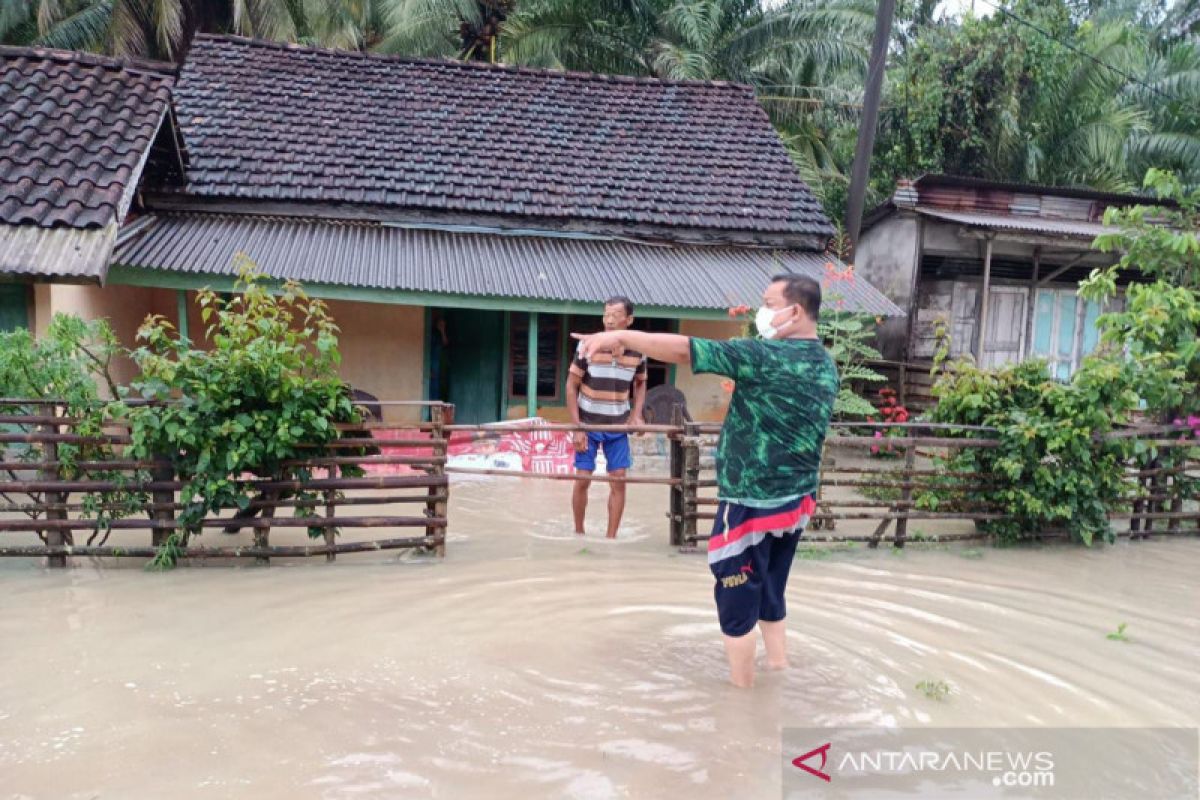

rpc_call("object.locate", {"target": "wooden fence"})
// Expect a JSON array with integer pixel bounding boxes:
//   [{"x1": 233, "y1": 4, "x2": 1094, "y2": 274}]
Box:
[
  {"x1": 5, "y1": 398, "x2": 1196, "y2": 563},
  {"x1": 669, "y1": 420, "x2": 1200, "y2": 548},
  {"x1": 0, "y1": 400, "x2": 451, "y2": 566}
]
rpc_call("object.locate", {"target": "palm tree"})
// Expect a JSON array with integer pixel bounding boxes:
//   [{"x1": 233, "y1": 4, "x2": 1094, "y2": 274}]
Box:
[
  {"x1": 1126, "y1": 37, "x2": 1200, "y2": 187},
  {"x1": 0, "y1": 0, "x2": 378, "y2": 60},
  {"x1": 1008, "y1": 21, "x2": 1152, "y2": 192},
  {"x1": 375, "y1": 0, "x2": 515, "y2": 60}
]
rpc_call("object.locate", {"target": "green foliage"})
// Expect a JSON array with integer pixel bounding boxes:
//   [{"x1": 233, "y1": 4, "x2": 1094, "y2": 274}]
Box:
[
  {"x1": 1082, "y1": 169, "x2": 1200, "y2": 419},
  {"x1": 0, "y1": 314, "x2": 144, "y2": 536},
  {"x1": 915, "y1": 679, "x2": 952, "y2": 701},
  {"x1": 876, "y1": 0, "x2": 1200, "y2": 197},
  {"x1": 819, "y1": 310, "x2": 887, "y2": 418},
  {"x1": 1106, "y1": 621, "x2": 1130, "y2": 641},
  {"x1": 121, "y1": 261, "x2": 361, "y2": 568},
  {"x1": 927, "y1": 357, "x2": 1138, "y2": 545}
]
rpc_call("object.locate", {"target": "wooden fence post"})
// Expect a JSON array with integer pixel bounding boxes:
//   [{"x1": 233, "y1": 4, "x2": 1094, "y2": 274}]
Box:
[
  {"x1": 682, "y1": 421, "x2": 700, "y2": 547},
  {"x1": 151, "y1": 455, "x2": 174, "y2": 548},
  {"x1": 427, "y1": 404, "x2": 448, "y2": 557},
  {"x1": 893, "y1": 440, "x2": 917, "y2": 548},
  {"x1": 254, "y1": 489, "x2": 274, "y2": 566},
  {"x1": 39, "y1": 404, "x2": 66, "y2": 568},
  {"x1": 1167, "y1": 468, "x2": 1182, "y2": 535},
  {"x1": 668, "y1": 406, "x2": 684, "y2": 547},
  {"x1": 815, "y1": 442, "x2": 834, "y2": 532},
  {"x1": 324, "y1": 489, "x2": 336, "y2": 562}
]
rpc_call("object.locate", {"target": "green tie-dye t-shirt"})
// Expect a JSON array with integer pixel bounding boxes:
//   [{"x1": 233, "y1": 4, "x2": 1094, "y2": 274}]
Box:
[{"x1": 690, "y1": 336, "x2": 839, "y2": 506}]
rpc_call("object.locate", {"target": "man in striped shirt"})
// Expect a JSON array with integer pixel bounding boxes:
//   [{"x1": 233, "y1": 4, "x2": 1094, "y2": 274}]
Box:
[{"x1": 566, "y1": 296, "x2": 647, "y2": 538}]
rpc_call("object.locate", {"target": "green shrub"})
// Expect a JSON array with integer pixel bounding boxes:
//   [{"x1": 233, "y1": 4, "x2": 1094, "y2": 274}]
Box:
[
  {"x1": 926, "y1": 357, "x2": 1138, "y2": 545},
  {"x1": 0, "y1": 314, "x2": 144, "y2": 535},
  {"x1": 121, "y1": 260, "x2": 362, "y2": 568}
]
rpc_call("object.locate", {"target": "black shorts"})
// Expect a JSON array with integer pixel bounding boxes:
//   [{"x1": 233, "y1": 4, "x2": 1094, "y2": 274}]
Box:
[{"x1": 707, "y1": 495, "x2": 816, "y2": 637}]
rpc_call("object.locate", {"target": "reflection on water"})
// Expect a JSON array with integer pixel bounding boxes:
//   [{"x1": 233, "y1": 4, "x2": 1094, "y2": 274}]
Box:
[{"x1": 0, "y1": 478, "x2": 1197, "y2": 798}]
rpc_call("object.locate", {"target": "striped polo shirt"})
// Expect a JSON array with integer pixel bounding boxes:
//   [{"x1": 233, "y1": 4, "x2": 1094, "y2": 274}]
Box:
[{"x1": 570, "y1": 346, "x2": 647, "y2": 424}]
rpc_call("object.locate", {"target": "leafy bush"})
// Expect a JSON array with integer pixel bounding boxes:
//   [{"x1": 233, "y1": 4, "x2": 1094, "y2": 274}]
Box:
[
  {"x1": 0, "y1": 314, "x2": 144, "y2": 536},
  {"x1": 1081, "y1": 168, "x2": 1200, "y2": 420},
  {"x1": 926, "y1": 357, "x2": 1138, "y2": 545},
  {"x1": 121, "y1": 261, "x2": 362, "y2": 567}
]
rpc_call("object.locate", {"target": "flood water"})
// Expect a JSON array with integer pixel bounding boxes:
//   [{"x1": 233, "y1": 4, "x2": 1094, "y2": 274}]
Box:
[{"x1": 1, "y1": 477, "x2": 1198, "y2": 798}]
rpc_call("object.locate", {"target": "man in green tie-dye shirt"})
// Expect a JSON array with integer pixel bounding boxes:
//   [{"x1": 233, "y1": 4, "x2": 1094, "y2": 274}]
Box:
[{"x1": 573, "y1": 274, "x2": 838, "y2": 688}]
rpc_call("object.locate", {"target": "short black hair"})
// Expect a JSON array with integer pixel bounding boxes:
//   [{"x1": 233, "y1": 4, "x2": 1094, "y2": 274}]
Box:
[
  {"x1": 771, "y1": 274, "x2": 821, "y2": 321},
  {"x1": 605, "y1": 296, "x2": 634, "y2": 316}
]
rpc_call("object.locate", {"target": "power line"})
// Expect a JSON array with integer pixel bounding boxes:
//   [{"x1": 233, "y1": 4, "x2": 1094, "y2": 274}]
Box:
[{"x1": 974, "y1": 0, "x2": 1184, "y2": 104}]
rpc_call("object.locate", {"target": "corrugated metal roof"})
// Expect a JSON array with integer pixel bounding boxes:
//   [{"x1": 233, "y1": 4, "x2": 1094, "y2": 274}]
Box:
[
  {"x1": 0, "y1": 221, "x2": 116, "y2": 280},
  {"x1": 914, "y1": 207, "x2": 1116, "y2": 240},
  {"x1": 913, "y1": 174, "x2": 1155, "y2": 206},
  {"x1": 112, "y1": 213, "x2": 903, "y2": 316}
]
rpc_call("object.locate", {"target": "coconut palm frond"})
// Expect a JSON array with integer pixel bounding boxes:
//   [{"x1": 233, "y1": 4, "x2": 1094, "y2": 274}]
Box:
[{"x1": 34, "y1": 0, "x2": 112, "y2": 51}]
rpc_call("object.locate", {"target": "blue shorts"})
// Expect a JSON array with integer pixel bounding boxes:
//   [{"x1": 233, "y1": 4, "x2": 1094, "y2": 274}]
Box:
[
  {"x1": 708, "y1": 495, "x2": 817, "y2": 637},
  {"x1": 574, "y1": 432, "x2": 632, "y2": 472}
]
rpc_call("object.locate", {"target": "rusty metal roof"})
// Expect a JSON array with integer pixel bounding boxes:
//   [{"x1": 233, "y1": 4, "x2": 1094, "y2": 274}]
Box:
[
  {"x1": 112, "y1": 213, "x2": 903, "y2": 316},
  {"x1": 914, "y1": 207, "x2": 1117, "y2": 240}
]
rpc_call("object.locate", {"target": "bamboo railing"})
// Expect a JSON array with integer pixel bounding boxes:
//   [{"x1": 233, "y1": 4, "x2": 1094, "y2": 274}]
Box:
[{"x1": 0, "y1": 400, "x2": 451, "y2": 566}]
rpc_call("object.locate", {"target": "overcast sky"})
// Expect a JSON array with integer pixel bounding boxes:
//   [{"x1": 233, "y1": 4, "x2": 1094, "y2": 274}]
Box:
[{"x1": 938, "y1": 0, "x2": 997, "y2": 18}]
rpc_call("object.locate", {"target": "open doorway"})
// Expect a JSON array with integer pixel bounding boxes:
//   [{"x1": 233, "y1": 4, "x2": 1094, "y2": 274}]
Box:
[{"x1": 427, "y1": 308, "x2": 505, "y2": 424}]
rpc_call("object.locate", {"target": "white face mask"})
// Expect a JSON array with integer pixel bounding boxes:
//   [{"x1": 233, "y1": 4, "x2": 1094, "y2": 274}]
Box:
[{"x1": 755, "y1": 304, "x2": 794, "y2": 339}]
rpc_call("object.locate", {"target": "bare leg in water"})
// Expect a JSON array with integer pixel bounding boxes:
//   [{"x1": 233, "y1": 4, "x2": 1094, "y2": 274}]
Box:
[
  {"x1": 606, "y1": 468, "x2": 627, "y2": 538},
  {"x1": 759, "y1": 619, "x2": 788, "y2": 670},
  {"x1": 572, "y1": 470, "x2": 592, "y2": 535},
  {"x1": 723, "y1": 632, "x2": 758, "y2": 688}
]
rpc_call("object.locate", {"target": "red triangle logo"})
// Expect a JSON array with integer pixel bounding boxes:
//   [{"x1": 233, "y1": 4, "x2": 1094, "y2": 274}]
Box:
[{"x1": 792, "y1": 742, "x2": 832, "y2": 782}]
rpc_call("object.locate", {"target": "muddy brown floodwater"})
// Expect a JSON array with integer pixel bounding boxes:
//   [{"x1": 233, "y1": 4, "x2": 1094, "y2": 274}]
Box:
[{"x1": 1, "y1": 477, "x2": 1198, "y2": 799}]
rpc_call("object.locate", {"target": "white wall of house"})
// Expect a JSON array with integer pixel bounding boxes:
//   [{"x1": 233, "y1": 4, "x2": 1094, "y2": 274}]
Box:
[{"x1": 855, "y1": 213, "x2": 921, "y2": 361}]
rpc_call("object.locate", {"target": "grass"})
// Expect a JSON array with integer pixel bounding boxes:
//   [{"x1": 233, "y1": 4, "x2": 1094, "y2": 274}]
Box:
[
  {"x1": 1106, "y1": 622, "x2": 1130, "y2": 642},
  {"x1": 795, "y1": 542, "x2": 860, "y2": 560},
  {"x1": 959, "y1": 548, "x2": 984, "y2": 559},
  {"x1": 916, "y1": 679, "x2": 952, "y2": 701}
]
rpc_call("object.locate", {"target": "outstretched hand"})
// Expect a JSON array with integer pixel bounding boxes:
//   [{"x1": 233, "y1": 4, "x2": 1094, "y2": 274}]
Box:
[{"x1": 571, "y1": 330, "x2": 624, "y2": 360}]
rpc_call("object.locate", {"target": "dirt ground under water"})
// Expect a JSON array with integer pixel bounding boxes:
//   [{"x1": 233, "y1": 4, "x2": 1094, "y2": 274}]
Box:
[{"x1": 1, "y1": 477, "x2": 1197, "y2": 799}]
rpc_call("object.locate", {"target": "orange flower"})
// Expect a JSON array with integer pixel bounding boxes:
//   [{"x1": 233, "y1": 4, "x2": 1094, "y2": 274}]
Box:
[{"x1": 721, "y1": 379, "x2": 735, "y2": 393}]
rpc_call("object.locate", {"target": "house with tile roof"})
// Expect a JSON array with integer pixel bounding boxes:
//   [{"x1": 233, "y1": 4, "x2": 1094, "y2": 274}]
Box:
[
  {"x1": 0, "y1": 45, "x2": 183, "y2": 329},
  {"x1": 2, "y1": 35, "x2": 901, "y2": 423}
]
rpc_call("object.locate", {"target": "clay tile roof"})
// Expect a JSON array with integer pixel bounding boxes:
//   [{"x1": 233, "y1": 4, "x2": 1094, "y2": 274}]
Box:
[
  {"x1": 171, "y1": 34, "x2": 834, "y2": 239},
  {"x1": 0, "y1": 45, "x2": 174, "y2": 229}
]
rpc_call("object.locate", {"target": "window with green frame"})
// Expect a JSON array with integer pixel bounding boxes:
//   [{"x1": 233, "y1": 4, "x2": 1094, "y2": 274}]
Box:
[{"x1": 1029, "y1": 287, "x2": 1123, "y2": 380}]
